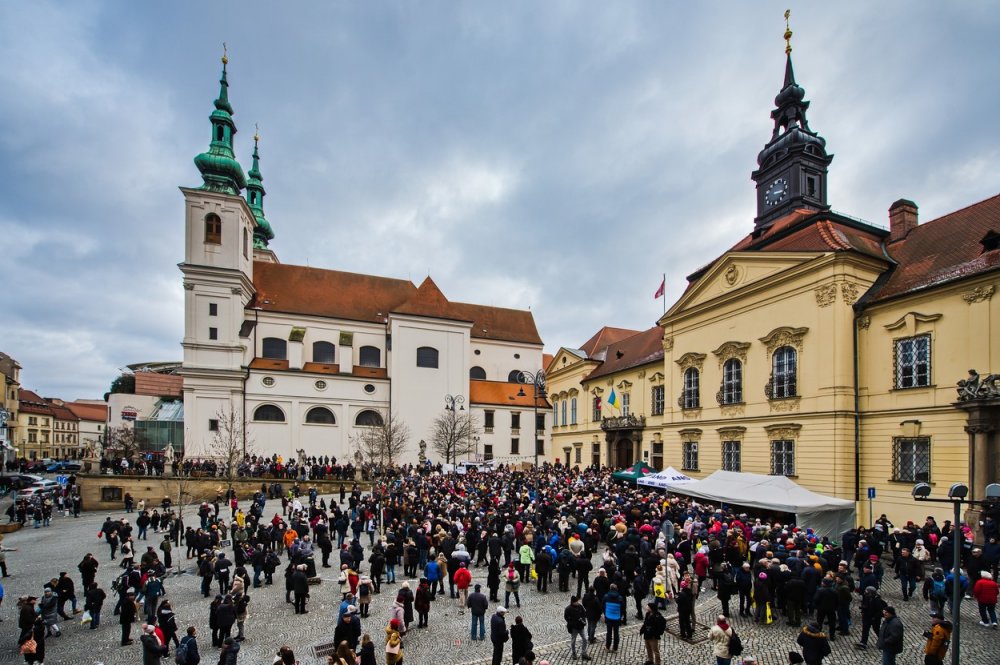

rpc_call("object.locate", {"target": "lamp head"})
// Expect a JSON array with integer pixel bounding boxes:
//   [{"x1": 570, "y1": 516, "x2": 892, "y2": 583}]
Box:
[
  {"x1": 985, "y1": 483, "x2": 1000, "y2": 501},
  {"x1": 517, "y1": 387, "x2": 526, "y2": 397},
  {"x1": 911, "y1": 483, "x2": 932, "y2": 500},
  {"x1": 947, "y1": 483, "x2": 969, "y2": 500}
]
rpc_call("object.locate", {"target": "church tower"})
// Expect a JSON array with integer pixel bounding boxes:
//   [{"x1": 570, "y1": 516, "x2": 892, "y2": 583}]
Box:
[
  {"x1": 751, "y1": 12, "x2": 833, "y2": 229},
  {"x1": 246, "y1": 130, "x2": 279, "y2": 263},
  {"x1": 179, "y1": 49, "x2": 256, "y2": 453}
]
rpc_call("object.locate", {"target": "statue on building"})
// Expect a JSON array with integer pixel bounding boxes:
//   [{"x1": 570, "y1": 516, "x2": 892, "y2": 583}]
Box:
[
  {"x1": 418, "y1": 439, "x2": 427, "y2": 465},
  {"x1": 957, "y1": 369, "x2": 1000, "y2": 401}
]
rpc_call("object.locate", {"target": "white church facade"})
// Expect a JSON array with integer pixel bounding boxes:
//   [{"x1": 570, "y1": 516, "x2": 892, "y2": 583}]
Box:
[{"x1": 179, "y1": 57, "x2": 549, "y2": 465}]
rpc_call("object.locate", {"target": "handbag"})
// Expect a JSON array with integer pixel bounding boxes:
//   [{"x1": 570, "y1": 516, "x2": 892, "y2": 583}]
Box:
[
  {"x1": 20, "y1": 638, "x2": 37, "y2": 655},
  {"x1": 385, "y1": 641, "x2": 400, "y2": 655},
  {"x1": 81, "y1": 610, "x2": 93, "y2": 624}
]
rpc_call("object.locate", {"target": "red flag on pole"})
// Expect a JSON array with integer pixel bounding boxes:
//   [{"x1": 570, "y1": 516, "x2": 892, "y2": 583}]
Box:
[{"x1": 653, "y1": 277, "x2": 665, "y2": 299}]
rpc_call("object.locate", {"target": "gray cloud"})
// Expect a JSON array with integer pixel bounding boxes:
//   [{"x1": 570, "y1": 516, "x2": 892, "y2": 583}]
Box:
[{"x1": 2, "y1": 1, "x2": 999, "y2": 398}]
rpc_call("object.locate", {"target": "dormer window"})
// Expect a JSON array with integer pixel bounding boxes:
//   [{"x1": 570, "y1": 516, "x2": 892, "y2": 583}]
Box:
[{"x1": 981, "y1": 230, "x2": 1000, "y2": 253}]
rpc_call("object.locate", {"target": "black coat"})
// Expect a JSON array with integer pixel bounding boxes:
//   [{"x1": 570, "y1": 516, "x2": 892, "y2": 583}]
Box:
[
  {"x1": 510, "y1": 623, "x2": 532, "y2": 662},
  {"x1": 796, "y1": 626, "x2": 832, "y2": 664},
  {"x1": 490, "y1": 613, "x2": 509, "y2": 645}
]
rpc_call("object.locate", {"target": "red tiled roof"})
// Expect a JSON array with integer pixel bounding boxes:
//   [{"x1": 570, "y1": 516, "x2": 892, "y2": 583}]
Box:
[
  {"x1": 584, "y1": 326, "x2": 665, "y2": 381},
  {"x1": 469, "y1": 380, "x2": 550, "y2": 408},
  {"x1": 579, "y1": 326, "x2": 642, "y2": 358},
  {"x1": 47, "y1": 403, "x2": 79, "y2": 422},
  {"x1": 352, "y1": 366, "x2": 388, "y2": 379},
  {"x1": 301, "y1": 362, "x2": 340, "y2": 375},
  {"x1": 252, "y1": 263, "x2": 541, "y2": 344},
  {"x1": 18, "y1": 389, "x2": 55, "y2": 416},
  {"x1": 66, "y1": 401, "x2": 108, "y2": 423},
  {"x1": 134, "y1": 373, "x2": 183, "y2": 398},
  {"x1": 542, "y1": 353, "x2": 554, "y2": 372},
  {"x1": 249, "y1": 358, "x2": 290, "y2": 370},
  {"x1": 870, "y1": 193, "x2": 1000, "y2": 302}
]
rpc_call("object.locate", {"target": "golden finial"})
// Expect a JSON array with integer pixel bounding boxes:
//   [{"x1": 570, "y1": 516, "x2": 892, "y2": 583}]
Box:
[
  {"x1": 222, "y1": 42, "x2": 229, "y2": 66},
  {"x1": 254, "y1": 123, "x2": 260, "y2": 144},
  {"x1": 784, "y1": 10, "x2": 793, "y2": 55}
]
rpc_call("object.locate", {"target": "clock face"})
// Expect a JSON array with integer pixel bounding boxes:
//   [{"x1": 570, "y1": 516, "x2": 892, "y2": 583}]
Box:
[{"x1": 764, "y1": 177, "x2": 788, "y2": 206}]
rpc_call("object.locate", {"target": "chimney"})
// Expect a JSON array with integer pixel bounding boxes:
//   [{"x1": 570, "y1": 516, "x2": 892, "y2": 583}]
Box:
[{"x1": 889, "y1": 199, "x2": 918, "y2": 242}]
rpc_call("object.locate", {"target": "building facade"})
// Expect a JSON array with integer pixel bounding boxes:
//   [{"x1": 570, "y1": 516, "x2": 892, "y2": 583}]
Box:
[
  {"x1": 16, "y1": 389, "x2": 54, "y2": 461},
  {"x1": 179, "y1": 58, "x2": 549, "y2": 464},
  {"x1": 548, "y1": 40, "x2": 999, "y2": 527},
  {"x1": 0, "y1": 352, "x2": 20, "y2": 461}
]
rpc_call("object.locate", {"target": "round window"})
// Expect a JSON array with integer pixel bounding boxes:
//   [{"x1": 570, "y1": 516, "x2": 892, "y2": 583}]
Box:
[
  {"x1": 262, "y1": 376, "x2": 275, "y2": 387},
  {"x1": 315, "y1": 380, "x2": 327, "y2": 391},
  {"x1": 514, "y1": 353, "x2": 520, "y2": 359},
  {"x1": 363, "y1": 384, "x2": 376, "y2": 394},
  {"x1": 474, "y1": 349, "x2": 481, "y2": 355}
]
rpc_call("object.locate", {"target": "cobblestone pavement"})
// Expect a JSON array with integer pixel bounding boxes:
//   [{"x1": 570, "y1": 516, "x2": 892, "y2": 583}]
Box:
[{"x1": 0, "y1": 500, "x2": 998, "y2": 665}]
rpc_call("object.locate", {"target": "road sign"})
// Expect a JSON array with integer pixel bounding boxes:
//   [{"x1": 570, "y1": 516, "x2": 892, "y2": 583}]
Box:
[
  {"x1": 56, "y1": 475, "x2": 68, "y2": 485},
  {"x1": 867, "y1": 487, "x2": 876, "y2": 500}
]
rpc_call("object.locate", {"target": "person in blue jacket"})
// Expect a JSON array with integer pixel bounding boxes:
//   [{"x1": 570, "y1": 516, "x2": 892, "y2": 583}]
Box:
[{"x1": 603, "y1": 583, "x2": 624, "y2": 652}]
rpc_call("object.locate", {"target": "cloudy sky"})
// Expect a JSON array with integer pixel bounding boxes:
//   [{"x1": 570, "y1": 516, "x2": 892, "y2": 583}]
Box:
[{"x1": 2, "y1": 1, "x2": 999, "y2": 400}]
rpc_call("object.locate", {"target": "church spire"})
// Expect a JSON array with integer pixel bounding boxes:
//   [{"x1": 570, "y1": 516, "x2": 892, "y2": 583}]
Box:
[
  {"x1": 751, "y1": 10, "x2": 833, "y2": 229},
  {"x1": 193, "y1": 45, "x2": 247, "y2": 195},
  {"x1": 246, "y1": 127, "x2": 275, "y2": 249}
]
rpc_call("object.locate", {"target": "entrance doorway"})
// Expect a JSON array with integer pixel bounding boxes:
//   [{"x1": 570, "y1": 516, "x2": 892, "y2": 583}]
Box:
[{"x1": 615, "y1": 438, "x2": 632, "y2": 469}]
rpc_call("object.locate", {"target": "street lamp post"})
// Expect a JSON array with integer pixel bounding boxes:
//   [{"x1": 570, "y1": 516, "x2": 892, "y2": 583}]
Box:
[
  {"x1": 515, "y1": 369, "x2": 546, "y2": 467},
  {"x1": 443, "y1": 394, "x2": 465, "y2": 466},
  {"x1": 910, "y1": 481, "x2": 1000, "y2": 665}
]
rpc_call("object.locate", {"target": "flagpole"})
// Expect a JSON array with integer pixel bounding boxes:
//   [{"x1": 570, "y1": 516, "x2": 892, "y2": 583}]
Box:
[{"x1": 662, "y1": 273, "x2": 666, "y2": 314}]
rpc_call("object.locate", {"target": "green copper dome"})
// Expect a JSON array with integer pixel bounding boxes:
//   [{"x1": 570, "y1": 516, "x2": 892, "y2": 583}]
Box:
[
  {"x1": 246, "y1": 133, "x2": 274, "y2": 249},
  {"x1": 194, "y1": 57, "x2": 246, "y2": 196}
]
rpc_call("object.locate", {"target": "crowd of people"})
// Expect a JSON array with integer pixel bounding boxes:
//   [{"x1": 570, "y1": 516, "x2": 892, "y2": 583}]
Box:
[{"x1": 7, "y1": 460, "x2": 1000, "y2": 665}]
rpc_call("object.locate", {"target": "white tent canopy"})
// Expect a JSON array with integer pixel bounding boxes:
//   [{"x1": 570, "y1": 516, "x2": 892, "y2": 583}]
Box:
[
  {"x1": 637, "y1": 466, "x2": 697, "y2": 489},
  {"x1": 648, "y1": 469, "x2": 856, "y2": 538}
]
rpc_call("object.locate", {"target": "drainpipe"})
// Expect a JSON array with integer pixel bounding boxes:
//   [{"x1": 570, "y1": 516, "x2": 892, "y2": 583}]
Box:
[{"x1": 852, "y1": 310, "x2": 861, "y2": 503}]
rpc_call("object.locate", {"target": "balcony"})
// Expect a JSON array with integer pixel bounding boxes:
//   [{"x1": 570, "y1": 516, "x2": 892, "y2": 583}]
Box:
[{"x1": 600, "y1": 414, "x2": 646, "y2": 431}]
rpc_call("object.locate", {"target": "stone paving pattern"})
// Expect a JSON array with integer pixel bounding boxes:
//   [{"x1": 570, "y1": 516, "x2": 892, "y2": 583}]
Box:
[{"x1": 0, "y1": 498, "x2": 998, "y2": 665}]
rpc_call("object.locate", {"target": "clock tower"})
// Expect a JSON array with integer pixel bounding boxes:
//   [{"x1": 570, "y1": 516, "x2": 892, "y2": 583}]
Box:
[{"x1": 752, "y1": 15, "x2": 833, "y2": 230}]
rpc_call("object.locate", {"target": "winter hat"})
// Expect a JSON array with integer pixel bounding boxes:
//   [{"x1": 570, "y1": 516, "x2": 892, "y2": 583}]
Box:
[
  {"x1": 982, "y1": 571, "x2": 994, "y2": 580},
  {"x1": 144, "y1": 624, "x2": 156, "y2": 635},
  {"x1": 758, "y1": 572, "x2": 768, "y2": 579},
  {"x1": 497, "y1": 606, "x2": 508, "y2": 614}
]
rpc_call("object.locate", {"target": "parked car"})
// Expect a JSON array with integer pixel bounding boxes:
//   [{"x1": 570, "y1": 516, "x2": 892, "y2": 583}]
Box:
[
  {"x1": 0, "y1": 474, "x2": 43, "y2": 493},
  {"x1": 16, "y1": 485, "x2": 54, "y2": 500},
  {"x1": 45, "y1": 461, "x2": 82, "y2": 473}
]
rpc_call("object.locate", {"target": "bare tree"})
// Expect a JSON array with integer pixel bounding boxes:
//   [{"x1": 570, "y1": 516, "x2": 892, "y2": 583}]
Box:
[
  {"x1": 104, "y1": 425, "x2": 141, "y2": 461},
  {"x1": 209, "y1": 407, "x2": 254, "y2": 497},
  {"x1": 429, "y1": 409, "x2": 480, "y2": 465},
  {"x1": 350, "y1": 411, "x2": 410, "y2": 467}
]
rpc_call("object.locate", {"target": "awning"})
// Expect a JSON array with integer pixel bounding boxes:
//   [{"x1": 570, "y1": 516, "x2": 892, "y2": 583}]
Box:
[
  {"x1": 644, "y1": 469, "x2": 856, "y2": 538},
  {"x1": 611, "y1": 460, "x2": 656, "y2": 483},
  {"x1": 637, "y1": 466, "x2": 697, "y2": 489}
]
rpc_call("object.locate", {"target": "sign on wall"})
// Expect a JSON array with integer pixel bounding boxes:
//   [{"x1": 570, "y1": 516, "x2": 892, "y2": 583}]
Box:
[{"x1": 121, "y1": 406, "x2": 138, "y2": 421}]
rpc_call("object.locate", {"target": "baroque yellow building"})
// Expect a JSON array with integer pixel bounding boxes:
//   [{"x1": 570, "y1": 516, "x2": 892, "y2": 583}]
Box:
[{"x1": 549, "y1": 43, "x2": 1000, "y2": 528}]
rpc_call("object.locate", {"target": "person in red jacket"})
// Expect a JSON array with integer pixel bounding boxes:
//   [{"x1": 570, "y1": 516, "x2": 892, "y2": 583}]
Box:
[
  {"x1": 693, "y1": 549, "x2": 710, "y2": 591},
  {"x1": 454, "y1": 562, "x2": 473, "y2": 613},
  {"x1": 971, "y1": 570, "x2": 998, "y2": 627}
]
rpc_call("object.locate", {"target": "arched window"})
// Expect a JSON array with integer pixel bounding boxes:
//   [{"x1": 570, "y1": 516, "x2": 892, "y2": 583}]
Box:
[
  {"x1": 771, "y1": 346, "x2": 797, "y2": 398},
  {"x1": 262, "y1": 337, "x2": 287, "y2": 360},
  {"x1": 682, "y1": 367, "x2": 700, "y2": 409},
  {"x1": 561, "y1": 400, "x2": 567, "y2": 426},
  {"x1": 305, "y1": 406, "x2": 336, "y2": 424},
  {"x1": 204, "y1": 213, "x2": 222, "y2": 244},
  {"x1": 416, "y1": 346, "x2": 439, "y2": 368},
  {"x1": 722, "y1": 359, "x2": 743, "y2": 404},
  {"x1": 253, "y1": 404, "x2": 285, "y2": 422},
  {"x1": 215, "y1": 125, "x2": 225, "y2": 142},
  {"x1": 469, "y1": 366, "x2": 487, "y2": 380},
  {"x1": 242, "y1": 228, "x2": 249, "y2": 259},
  {"x1": 359, "y1": 346, "x2": 380, "y2": 368},
  {"x1": 355, "y1": 410, "x2": 384, "y2": 427},
  {"x1": 313, "y1": 341, "x2": 336, "y2": 364},
  {"x1": 571, "y1": 397, "x2": 578, "y2": 425},
  {"x1": 508, "y1": 370, "x2": 524, "y2": 383}
]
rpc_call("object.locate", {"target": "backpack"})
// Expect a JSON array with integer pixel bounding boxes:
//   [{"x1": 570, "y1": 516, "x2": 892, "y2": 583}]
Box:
[
  {"x1": 932, "y1": 578, "x2": 947, "y2": 599},
  {"x1": 728, "y1": 628, "x2": 743, "y2": 657},
  {"x1": 174, "y1": 636, "x2": 189, "y2": 664}
]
